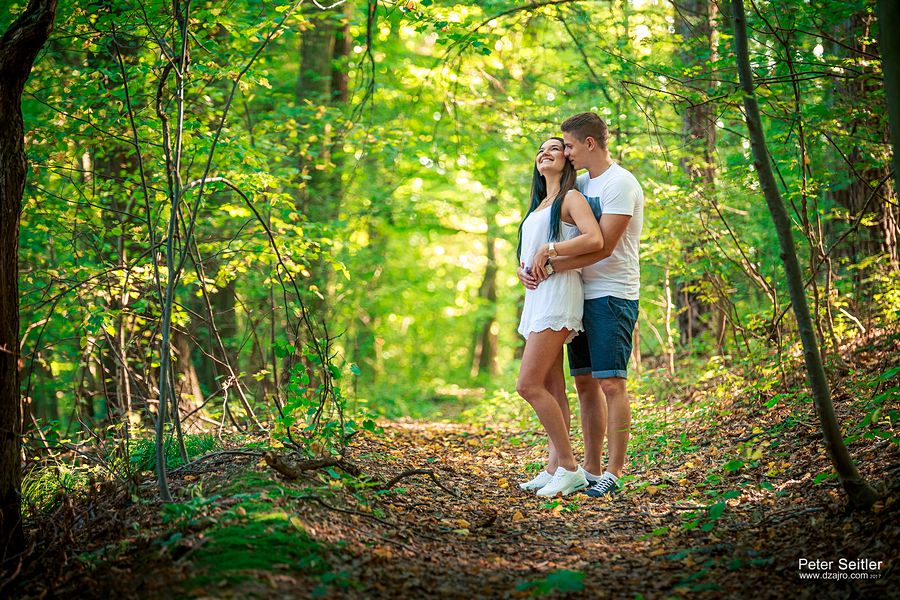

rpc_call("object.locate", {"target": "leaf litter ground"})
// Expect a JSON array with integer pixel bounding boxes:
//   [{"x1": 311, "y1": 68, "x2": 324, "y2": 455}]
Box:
[{"x1": 12, "y1": 333, "x2": 900, "y2": 599}]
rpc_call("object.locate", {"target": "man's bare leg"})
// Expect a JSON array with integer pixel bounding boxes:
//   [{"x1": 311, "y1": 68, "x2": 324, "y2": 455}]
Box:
[
  {"x1": 600, "y1": 377, "x2": 630, "y2": 477},
  {"x1": 575, "y1": 374, "x2": 606, "y2": 476}
]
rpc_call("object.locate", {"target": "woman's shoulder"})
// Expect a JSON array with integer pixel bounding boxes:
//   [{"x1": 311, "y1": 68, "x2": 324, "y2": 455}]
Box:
[{"x1": 562, "y1": 188, "x2": 588, "y2": 208}]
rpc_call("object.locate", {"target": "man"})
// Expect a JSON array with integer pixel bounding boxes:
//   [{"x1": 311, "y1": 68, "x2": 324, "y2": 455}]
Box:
[{"x1": 519, "y1": 112, "x2": 643, "y2": 497}]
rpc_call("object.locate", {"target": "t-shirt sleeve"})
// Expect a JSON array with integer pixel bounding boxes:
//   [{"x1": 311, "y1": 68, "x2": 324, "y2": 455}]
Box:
[{"x1": 602, "y1": 176, "x2": 641, "y2": 216}]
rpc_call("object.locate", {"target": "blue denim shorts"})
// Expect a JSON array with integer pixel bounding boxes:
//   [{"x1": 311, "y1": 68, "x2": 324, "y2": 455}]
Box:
[{"x1": 568, "y1": 296, "x2": 639, "y2": 379}]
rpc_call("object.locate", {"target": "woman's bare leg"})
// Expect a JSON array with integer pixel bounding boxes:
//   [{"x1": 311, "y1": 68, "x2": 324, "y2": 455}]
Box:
[
  {"x1": 544, "y1": 347, "x2": 569, "y2": 473},
  {"x1": 517, "y1": 329, "x2": 577, "y2": 471}
]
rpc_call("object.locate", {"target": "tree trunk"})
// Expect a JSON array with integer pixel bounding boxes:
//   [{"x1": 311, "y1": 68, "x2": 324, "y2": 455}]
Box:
[
  {"x1": 675, "y1": 0, "x2": 718, "y2": 346},
  {"x1": 295, "y1": 3, "x2": 351, "y2": 316},
  {"x1": 291, "y1": 4, "x2": 352, "y2": 397},
  {"x1": 174, "y1": 329, "x2": 204, "y2": 432},
  {"x1": 730, "y1": 0, "x2": 878, "y2": 510},
  {"x1": 0, "y1": 0, "x2": 58, "y2": 562},
  {"x1": 93, "y1": 8, "x2": 141, "y2": 421},
  {"x1": 829, "y1": 9, "x2": 898, "y2": 271},
  {"x1": 663, "y1": 268, "x2": 676, "y2": 376},
  {"x1": 471, "y1": 195, "x2": 500, "y2": 378},
  {"x1": 878, "y1": 1, "x2": 900, "y2": 232}
]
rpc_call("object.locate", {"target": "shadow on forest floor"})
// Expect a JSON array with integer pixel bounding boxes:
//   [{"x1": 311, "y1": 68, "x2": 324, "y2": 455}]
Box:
[{"x1": 9, "y1": 333, "x2": 900, "y2": 599}]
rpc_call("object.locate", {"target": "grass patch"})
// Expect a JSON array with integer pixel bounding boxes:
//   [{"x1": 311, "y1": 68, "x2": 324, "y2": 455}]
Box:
[
  {"x1": 129, "y1": 433, "x2": 221, "y2": 473},
  {"x1": 179, "y1": 492, "x2": 351, "y2": 596},
  {"x1": 189, "y1": 518, "x2": 327, "y2": 583},
  {"x1": 21, "y1": 464, "x2": 92, "y2": 513}
]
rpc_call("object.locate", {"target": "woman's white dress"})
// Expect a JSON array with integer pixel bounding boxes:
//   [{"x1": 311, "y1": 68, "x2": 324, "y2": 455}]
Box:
[{"x1": 517, "y1": 207, "x2": 583, "y2": 344}]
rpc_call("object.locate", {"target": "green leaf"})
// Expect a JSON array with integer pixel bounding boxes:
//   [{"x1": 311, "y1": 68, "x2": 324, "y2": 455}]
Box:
[
  {"x1": 723, "y1": 459, "x2": 744, "y2": 472},
  {"x1": 813, "y1": 472, "x2": 837, "y2": 485},
  {"x1": 517, "y1": 569, "x2": 585, "y2": 594},
  {"x1": 878, "y1": 366, "x2": 900, "y2": 381},
  {"x1": 707, "y1": 501, "x2": 726, "y2": 520}
]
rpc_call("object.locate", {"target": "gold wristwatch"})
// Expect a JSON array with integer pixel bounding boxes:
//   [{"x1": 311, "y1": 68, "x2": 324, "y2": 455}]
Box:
[
  {"x1": 548, "y1": 242, "x2": 558, "y2": 258},
  {"x1": 545, "y1": 258, "x2": 555, "y2": 275}
]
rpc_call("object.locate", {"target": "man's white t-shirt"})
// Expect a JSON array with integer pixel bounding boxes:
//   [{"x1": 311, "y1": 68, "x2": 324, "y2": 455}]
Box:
[{"x1": 575, "y1": 163, "x2": 643, "y2": 301}]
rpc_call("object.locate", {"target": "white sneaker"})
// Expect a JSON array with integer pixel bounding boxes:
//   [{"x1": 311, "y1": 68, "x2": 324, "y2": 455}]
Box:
[
  {"x1": 536, "y1": 467, "x2": 589, "y2": 497},
  {"x1": 519, "y1": 470, "x2": 554, "y2": 491}
]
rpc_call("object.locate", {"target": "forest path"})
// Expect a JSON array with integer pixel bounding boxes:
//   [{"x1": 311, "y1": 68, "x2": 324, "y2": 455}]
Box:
[
  {"x1": 18, "y1": 351, "x2": 900, "y2": 600},
  {"x1": 163, "y1": 413, "x2": 896, "y2": 599}
]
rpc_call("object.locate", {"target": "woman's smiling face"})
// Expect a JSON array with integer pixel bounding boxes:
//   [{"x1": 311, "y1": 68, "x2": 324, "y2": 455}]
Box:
[{"x1": 535, "y1": 138, "x2": 566, "y2": 175}]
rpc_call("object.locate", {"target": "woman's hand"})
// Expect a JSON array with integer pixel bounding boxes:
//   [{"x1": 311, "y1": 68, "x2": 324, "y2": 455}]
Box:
[
  {"x1": 531, "y1": 244, "x2": 551, "y2": 280},
  {"x1": 517, "y1": 262, "x2": 539, "y2": 290}
]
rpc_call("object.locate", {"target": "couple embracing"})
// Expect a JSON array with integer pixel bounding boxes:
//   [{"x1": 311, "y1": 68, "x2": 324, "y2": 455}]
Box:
[{"x1": 515, "y1": 112, "x2": 643, "y2": 498}]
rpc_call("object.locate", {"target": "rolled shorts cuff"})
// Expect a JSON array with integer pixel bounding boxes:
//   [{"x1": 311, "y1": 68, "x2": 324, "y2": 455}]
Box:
[
  {"x1": 592, "y1": 369, "x2": 628, "y2": 379},
  {"x1": 569, "y1": 367, "x2": 593, "y2": 377}
]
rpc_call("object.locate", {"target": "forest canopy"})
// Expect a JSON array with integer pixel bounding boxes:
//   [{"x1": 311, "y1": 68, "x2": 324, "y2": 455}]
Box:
[{"x1": 12, "y1": 0, "x2": 897, "y2": 425}]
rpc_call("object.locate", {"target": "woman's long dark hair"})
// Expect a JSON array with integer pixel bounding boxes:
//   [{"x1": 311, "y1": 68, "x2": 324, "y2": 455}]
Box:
[{"x1": 516, "y1": 137, "x2": 578, "y2": 261}]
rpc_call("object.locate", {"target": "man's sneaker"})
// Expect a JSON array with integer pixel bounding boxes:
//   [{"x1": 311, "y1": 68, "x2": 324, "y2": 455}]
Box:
[
  {"x1": 585, "y1": 472, "x2": 620, "y2": 498},
  {"x1": 536, "y1": 467, "x2": 589, "y2": 497},
  {"x1": 519, "y1": 470, "x2": 553, "y2": 491},
  {"x1": 583, "y1": 469, "x2": 603, "y2": 483}
]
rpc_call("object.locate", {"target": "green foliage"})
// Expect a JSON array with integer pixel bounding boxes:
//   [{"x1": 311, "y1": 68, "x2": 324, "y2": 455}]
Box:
[
  {"x1": 129, "y1": 434, "x2": 220, "y2": 473},
  {"x1": 156, "y1": 481, "x2": 351, "y2": 596},
  {"x1": 161, "y1": 493, "x2": 222, "y2": 528},
  {"x1": 843, "y1": 362, "x2": 900, "y2": 446},
  {"x1": 21, "y1": 464, "x2": 92, "y2": 513},
  {"x1": 187, "y1": 517, "x2": 328, "y2": 586},
  {"x1": 16, "y1": 0, "x2": 898, "y2": 455},
  {"x1": 516, "y1": 569, "x2": 586, "y2": 597}
]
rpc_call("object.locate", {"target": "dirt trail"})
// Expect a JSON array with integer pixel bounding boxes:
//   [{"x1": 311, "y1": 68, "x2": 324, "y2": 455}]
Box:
[
  {"x1": 16, "y1": 409, "x2": 899, "y2": 599},
  {"x1": 299, "y1": 419, "x2": 897, "y2": 599}
]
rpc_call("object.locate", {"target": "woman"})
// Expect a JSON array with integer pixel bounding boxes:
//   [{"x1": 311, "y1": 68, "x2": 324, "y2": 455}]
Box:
[{"x1": 515, "y1": 136, "x2": 604, "y2": 497}]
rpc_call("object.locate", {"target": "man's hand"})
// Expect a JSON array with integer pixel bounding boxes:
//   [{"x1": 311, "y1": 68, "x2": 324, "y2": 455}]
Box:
[
  {"x1": 517, "y1": 262, "x2": 539, "y2": 290},
  {"x1": 531, "y1": 243, "x2": 551, "y2": 279}
]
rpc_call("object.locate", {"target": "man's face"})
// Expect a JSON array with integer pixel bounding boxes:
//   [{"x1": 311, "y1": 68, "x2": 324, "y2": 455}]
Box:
[{"x1": 563, "y1": 132, "x2": 591, "y2": 170}]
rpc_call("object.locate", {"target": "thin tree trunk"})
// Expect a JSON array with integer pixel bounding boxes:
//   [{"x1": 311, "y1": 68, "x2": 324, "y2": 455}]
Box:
[
  {"x1": 175, "y1": 329, "x2": 204, "y2": 432},
  {"x1": 828, "y1": 8, "x2": 897, "y2": 272},
  {"x1": 730, "y1": 0, "x2": 877, "y2": 510},
  {"x1": 154, "y1": 0, "x2": 195, "y2": 503},
  {"x1": 295, "y1": 3, "x2": 351, "y2": 318},
  {"x1": 878, "y1": 0, "x2": 900, "y2": 217},
  {"x1": 631, "y1": 321, "x2": 642, "y2": 376},
  {"x1": 675, "y1": 0, "x2": 718, "y2": 346},
  {"x1": 471, "y1": 195, "x2": 499, "y2": 378},
  {"x1": 664, "y1": 268, "x2": 676, "y2": 376},
  {"x1": 0, "y1": 0, "x2": 58, "y2": 562}
]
